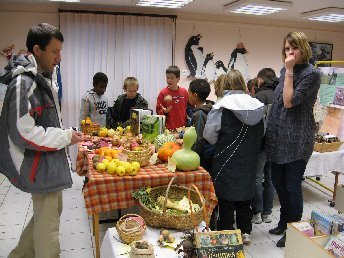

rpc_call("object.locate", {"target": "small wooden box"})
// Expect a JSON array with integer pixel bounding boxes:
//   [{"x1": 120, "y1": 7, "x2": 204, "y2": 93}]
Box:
[
  {"x1": 285, "y1": 222, "x2": 334, "y2": 258},
  {"x1": 314, "y1": 141, "x2": 343, "y2": 153}
]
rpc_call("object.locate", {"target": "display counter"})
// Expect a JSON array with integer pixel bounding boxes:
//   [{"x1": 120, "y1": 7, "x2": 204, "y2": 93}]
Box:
[{"x1": 76, "y1": 143, "x2": 218, "y2": 258}]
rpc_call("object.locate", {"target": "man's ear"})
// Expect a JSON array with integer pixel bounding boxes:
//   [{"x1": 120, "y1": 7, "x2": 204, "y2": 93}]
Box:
[
  {"x1": 257, "y1": 77, "x2": 263, "y2": 87},
  {"x1": 32, "y1": 45, "x2": 41, "y2": 56}
]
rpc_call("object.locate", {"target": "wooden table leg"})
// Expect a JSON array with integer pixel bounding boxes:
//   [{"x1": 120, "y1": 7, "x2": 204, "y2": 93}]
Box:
[
  {"x1": 333, "y1": 171, "x2": 339, "y2": 201},
  {"x1": 93, "y1": 213, "x2": 100, "y2": 258}
]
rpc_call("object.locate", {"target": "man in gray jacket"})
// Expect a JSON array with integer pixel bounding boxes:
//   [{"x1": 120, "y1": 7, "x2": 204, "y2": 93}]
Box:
[{"x1": 0, "y1": 23, "x2": 83, "y2": 258}]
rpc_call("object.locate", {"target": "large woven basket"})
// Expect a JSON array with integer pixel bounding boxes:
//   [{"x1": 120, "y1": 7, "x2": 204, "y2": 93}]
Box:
[
  {"x1": 138, "y1": 177, "x2": 204, "y2": 230},
  {"x1": 123, "y1": 146, "x2": 151, "y2": 166},
  {"x1": 116, "y1": 214, "x2": 146, "y2": 244}
]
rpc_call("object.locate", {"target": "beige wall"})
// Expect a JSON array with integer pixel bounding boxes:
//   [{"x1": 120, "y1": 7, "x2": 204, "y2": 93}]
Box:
[
  {"x1": 0, "y1": 11, "x2": 58, "y2": 68},
  {"x1": 175, "y1": 19, "x2": 344, "y2": 100},
  {"x1": 1, "y1": 5, "x2": 343, "y2": 102}
]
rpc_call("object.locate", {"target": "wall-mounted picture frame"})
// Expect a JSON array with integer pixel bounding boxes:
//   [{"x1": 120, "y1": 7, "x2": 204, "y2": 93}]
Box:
[{"x1": 309, "y1": 42, "x2": 333, "y2": 67}]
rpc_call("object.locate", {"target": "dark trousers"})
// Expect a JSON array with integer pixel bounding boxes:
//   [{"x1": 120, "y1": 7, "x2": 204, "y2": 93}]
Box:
[
  {"x1": 271, "y1": 160, "x2": 306, "y2": 230},
  {"x1": 217, "y1": 198, "x2": 252, "y2": 234}
]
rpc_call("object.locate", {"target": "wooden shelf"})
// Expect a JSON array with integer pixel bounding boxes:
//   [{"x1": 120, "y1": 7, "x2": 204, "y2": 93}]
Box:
[{"x1": 285, "y1": 222, "x2": 334, "y2": 258}]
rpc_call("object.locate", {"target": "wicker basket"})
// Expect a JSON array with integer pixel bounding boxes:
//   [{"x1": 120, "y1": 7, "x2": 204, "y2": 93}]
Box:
[
  {"x1": 116, "y1": 214, "x2": 146, "y2": 244},
  {"x1": 138, "y1": 177, "x2": 204, "y2": 230},
  {"x1": 81, "y1": 122, "x2": 100, "y2": 135},
  {"x1": 123, "y1": 146, "x2": 151, "y2": 166},
  {"x1": 314, "y1": 141, "x2": 343, "y2": 153}
]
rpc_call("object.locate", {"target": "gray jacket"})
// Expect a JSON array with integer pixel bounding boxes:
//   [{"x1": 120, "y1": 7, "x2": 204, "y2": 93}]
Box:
[{"x1": 0, "y1": 54, "x2": 73, "y2": 193}]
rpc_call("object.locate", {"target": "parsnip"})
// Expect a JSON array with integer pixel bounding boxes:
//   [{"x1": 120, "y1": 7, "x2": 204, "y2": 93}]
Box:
[{"x1": 157, "y1": 196, "x2": 186, "y2": 212}]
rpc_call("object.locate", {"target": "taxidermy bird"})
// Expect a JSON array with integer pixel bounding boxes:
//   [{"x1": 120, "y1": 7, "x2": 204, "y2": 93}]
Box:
[
  {"x1": 201, "y1": 52, "x2": 216, "y2": 82},
  {"x1": 228, "y1": 43, "x2": 250, "y2": 82},
  {"x1": 185, "y1": 34, "x2": 203, "y2": 78},
  {"x1": 214, "y1": 60, "x2": 228, "y2": 81}
]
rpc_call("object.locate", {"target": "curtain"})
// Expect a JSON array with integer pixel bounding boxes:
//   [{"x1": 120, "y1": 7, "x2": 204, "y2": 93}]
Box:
[{"x1": 59, "y1": 12, "x2": 175, "y2": 169}]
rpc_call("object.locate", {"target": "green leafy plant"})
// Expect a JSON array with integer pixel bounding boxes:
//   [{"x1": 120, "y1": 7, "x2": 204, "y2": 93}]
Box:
[{"x1": 132, "y1": 187, "x2": 156, "y2": 210}]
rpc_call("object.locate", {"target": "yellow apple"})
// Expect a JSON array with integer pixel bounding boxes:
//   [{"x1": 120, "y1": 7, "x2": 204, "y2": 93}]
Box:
[
  {"x1": 107, "y1": 162, "x2": 117, "y2": 174},
  {"x1": 102, "y1": 159, "x2": 110, "y2": 167},
  {"x1": 107, "y1": 128, "x2": 116, "y2": 137},
  {"x1": 116, "y1": 165, "x2": 126, "y2": 176},
  {"x1": 81, "y1": 119, "x2": 86, "y2": 125},
  {"x1": 116, "y1": 126, "x2": 124, "y2": 134},
  {"x1": 122, "y1": 162, "x2": 133, "y2": 174},
  {"x1": 96, "y1": 162, "x2": 106, "y2": 173},
  {"x1": 131, "y1": 161, "x2": 140, "y2": 171},
  {"x1": 129, "y1": 166, "x2": 139, "y2": 176}
]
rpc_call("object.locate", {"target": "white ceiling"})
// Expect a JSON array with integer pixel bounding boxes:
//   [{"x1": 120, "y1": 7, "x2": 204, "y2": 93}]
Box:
[{"x1": 2, "y1": 0, "x2": 344, "y2": 30}]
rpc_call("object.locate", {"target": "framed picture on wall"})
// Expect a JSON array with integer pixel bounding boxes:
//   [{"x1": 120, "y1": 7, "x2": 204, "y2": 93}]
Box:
[{"x1": 309, "y1": 42, "x2": 333, "y2": 67}]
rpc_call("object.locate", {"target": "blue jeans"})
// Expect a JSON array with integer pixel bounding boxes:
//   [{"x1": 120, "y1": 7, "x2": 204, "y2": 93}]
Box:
[
  {"x1": 271, "y1": 160, "x2": 306, "y2": 230},
  {"x1": 252, "y1": 151, "x2": 275, "y2": 215}
]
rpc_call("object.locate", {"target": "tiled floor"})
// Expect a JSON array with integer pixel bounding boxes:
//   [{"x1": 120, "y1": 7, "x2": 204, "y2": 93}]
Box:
[{"x1": 0, "y1": 171, "x2": 340, "y2": 258}]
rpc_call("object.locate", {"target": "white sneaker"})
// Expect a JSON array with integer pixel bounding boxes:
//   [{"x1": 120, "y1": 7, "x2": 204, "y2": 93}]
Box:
[
  {"x1": 242, "y1": 233, "x2": 252, "y2": 246},
  {"x1": 262, "y1": 214, "x2": 272, "y2": 223},
  {"x1": 252, "y1": 213, "x2": 262, "y2": 224}
]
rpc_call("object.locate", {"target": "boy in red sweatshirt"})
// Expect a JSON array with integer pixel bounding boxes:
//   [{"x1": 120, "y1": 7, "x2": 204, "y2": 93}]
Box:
[{"x1": 156, "y1": 65, "x2": 188, "y2": 130}]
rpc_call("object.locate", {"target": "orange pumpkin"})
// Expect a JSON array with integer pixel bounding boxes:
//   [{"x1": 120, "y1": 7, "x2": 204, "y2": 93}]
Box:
[{"x1": 157, "y1": 142, "x2": 182, "y2": 162}]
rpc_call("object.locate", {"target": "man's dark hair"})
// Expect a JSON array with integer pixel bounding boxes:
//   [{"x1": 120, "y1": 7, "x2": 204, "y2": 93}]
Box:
[
  {"x1": 93, "y1": 72, "x2": 108, "y2": 85},
  {"x1": 166, "y1": 65, "x2": 180, "y2": 78},
  {"x1": 26, "y1": 23, "x2": 64, "y2": 53},
  {"x1": 189, "y1": 79, "x2": 211, "y2": 102},
  {"x1": 257, "y1": 68, "x2": 276, "y2": 82}
]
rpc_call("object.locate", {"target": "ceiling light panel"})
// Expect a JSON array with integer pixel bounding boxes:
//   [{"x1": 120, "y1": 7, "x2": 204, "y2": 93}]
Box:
[
  {"x1": 302, "y1": 8, "x2": 344, "y2": 23},
  {"x1": 224, "y1": 0, "x2": 292, "y2": 16},
  {"x1": 136, "y1": 0, "x2": 194, "y2": 9},
  {"x1": 49, "y1": 0, "x2": 80, "y2": 2}
]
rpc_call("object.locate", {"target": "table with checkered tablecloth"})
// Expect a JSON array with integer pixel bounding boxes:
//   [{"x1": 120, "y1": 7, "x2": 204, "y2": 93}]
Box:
[{"x1": 75, "y1": 144, "x2": 218, "y2": 258}]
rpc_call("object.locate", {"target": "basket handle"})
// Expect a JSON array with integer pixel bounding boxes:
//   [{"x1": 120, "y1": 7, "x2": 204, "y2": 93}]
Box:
[
  {"x1": 188, "y1": 184, "x2": 209, "y2": 233},
  {"x1": 162, "y1": 177, "x2": 176, "y2": 215}
]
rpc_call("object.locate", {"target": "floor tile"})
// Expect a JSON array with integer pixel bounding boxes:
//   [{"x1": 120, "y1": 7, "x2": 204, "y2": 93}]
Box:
[
  {"x1": 245, "y1": 241, "x2": 284, "y2": 258},
  {"x1": 60, "y1": 248, "x2": 94, "y2": 258},
  {"x1": 0, "y1": 237, "x2": 18, "y2": 257},
  {"x1": 60, "y1": 232, "x2": 93, "y2": 251}
]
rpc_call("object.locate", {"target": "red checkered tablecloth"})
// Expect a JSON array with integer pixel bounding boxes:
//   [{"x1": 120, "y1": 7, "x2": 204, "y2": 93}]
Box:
[{"x1": 76, "y1": 145, "x2": 218, "y2": 216}]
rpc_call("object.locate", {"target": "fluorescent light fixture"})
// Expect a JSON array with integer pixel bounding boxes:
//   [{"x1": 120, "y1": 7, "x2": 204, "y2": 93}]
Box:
[
  {"x1": 301, "y1": 8, "x2": 344, "y2": 23},
  {"x1": 136, "y1": 0, "x2": 194, "y2": 9},
  {"x1": 224, "y1": 0, "x2": 292, "y2": 16},
  {"x1": 49, "y1": 0, "x2": 80, "y2": 2}
]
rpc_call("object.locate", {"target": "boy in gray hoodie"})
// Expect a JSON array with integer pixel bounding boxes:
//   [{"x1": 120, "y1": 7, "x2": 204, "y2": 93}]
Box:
[{"x1": 80, "y1": 72, "x2": 108, "y2": 127}]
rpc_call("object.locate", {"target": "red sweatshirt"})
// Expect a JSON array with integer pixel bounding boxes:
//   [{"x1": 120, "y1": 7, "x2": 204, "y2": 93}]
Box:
[{"x1": 156, "y1": 86, "x2": 188, "y2": 130}]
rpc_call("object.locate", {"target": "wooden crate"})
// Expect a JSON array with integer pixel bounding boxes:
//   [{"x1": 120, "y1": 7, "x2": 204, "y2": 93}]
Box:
[
  {"x1": 314, "y1": 141, "x2": 343, "y2": 153},
  {"x1": 285, "y1": 222, "x2": 334, "y2": 258}
]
